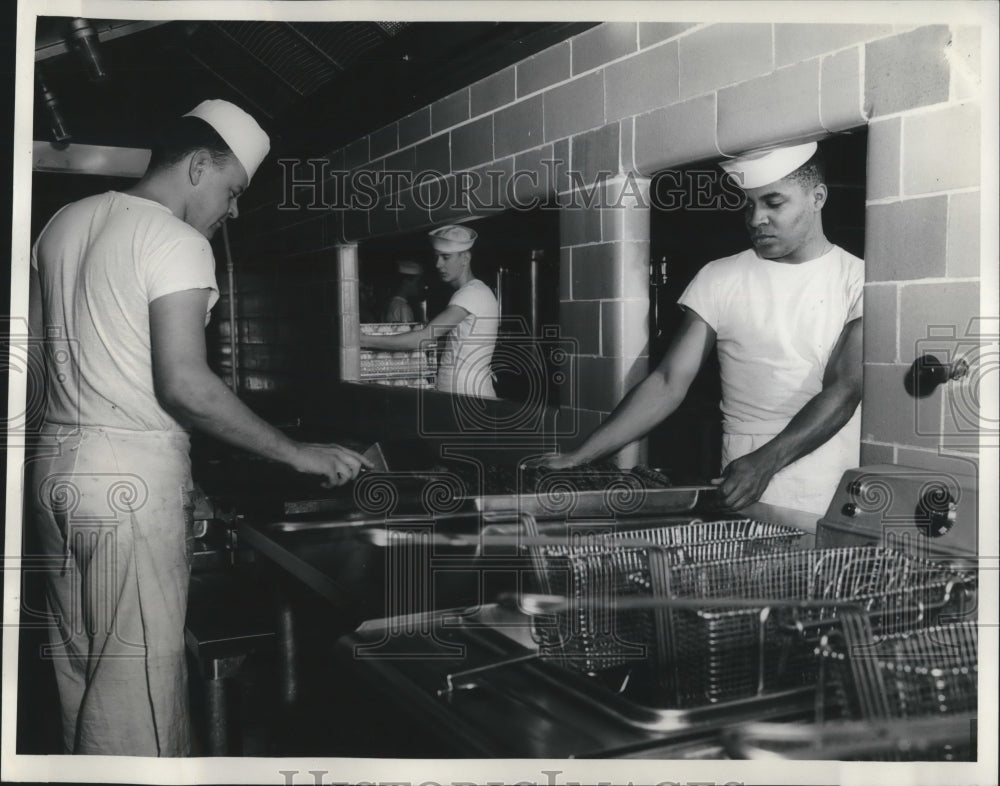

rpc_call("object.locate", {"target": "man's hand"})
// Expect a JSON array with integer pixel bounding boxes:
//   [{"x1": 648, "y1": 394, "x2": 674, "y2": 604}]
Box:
[
  {"x1": 713, "y1": 450, "x2": 780, "y2": 510},
  {"x1": 291, "y1": 443, "x2": 372, "y2": 487},
  {"x1": 521, "y1": 452, "x2": 582, "y2": 471}
]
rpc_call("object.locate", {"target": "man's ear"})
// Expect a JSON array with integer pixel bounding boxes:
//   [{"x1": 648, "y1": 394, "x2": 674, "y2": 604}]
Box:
[
  {"x1": 812, "y1": 183, "x2": 828, "y2": 211},
  {"x1": 188, "y1": 149, "x2": 213, "y2": 186}
]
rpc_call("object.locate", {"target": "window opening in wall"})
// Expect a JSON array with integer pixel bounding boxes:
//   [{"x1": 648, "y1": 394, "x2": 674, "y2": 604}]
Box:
[
  {"x1": 356, "y1": 206, "x2": 561, "y2": 403},
  {"x1": 647, "y1": 128, "x2": 868, "y2": 482}
]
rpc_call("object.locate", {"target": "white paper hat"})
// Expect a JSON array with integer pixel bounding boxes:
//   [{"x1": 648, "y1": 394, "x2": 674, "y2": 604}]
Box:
[
  {"x1": 398, "y1": 260, "x2": 423, "y2": 275},
  {"x1": 720, "y1": 141, "x2": 817, "y2": 189},
  {"x1": 183, "y1": 99, "x2": 270, "y2": 182},
  {"x1": 428, "y1": 224, "x2": 478, "y2": 252}
]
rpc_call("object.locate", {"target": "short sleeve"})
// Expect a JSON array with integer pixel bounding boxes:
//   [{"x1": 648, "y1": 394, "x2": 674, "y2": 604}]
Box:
[
  {"x1": 145, "y1": 237, "x2": 220, "y2": 310},
  {"x1": 677, "y1": 262, "x2": 722, "y2": 330},
  {"x1": 450, "y1": 281, "x2": 496, "y2": 319}
]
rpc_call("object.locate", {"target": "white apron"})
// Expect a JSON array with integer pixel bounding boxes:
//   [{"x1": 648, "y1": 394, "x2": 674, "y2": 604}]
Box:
[{"x1": 722, "y1": 408, "x2": 861, "y2": 516}]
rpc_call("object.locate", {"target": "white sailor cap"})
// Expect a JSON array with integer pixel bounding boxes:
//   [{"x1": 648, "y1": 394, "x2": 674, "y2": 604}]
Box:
[
  {"x1": 183, "y1": 99, "x2": 270, "y2": 183},
  {"x1": 398, "y1": 260, "x2": 423, "y2": 275},
  {"x1": 720, "y1": 141, "x2": 817, "y2": 190},
  {"x1": 428, "y1": 224, "x2": 477, "y2": 253}
]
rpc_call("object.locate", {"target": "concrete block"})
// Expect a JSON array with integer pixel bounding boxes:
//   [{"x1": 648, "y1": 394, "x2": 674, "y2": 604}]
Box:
[
  {"x1": 604, "y1": 41, "x2": 680, "y2": 123},
  {"x1": 865, "y1": 26, "x2": 950, "y2": 117},
  {"x1": 571, "y1": 241, "x2": 650, "y2": 300},
  {"x1": 560, "y1": 203, "x2": 603, "y2": 246},
  {"x1": 639, "y1": 22, "x2": 697, "y2": 49},
  {"x1": 344, "y1": 136, "x2": 370, "y2": 171},
  {"x1": 517, "y1": 41, "x2": 571, "y2": 97},
  {"x1": 559, "y1": 299, "x2": 602, "y2": 356},
  {"x1": 866, "y1": 118, "x2": 901, "y2": 201},
  {"x1": 572, "y1": 23, "x2": 638, "y2": 75},
  {"x1": 859, "y1": 440, "x2": 895, "y2": 466},
  {"x1": 414, "y1": 134, "x2": 451, "y2": 178},
  {"x1": 450, "y1": 115, "x2": 494, "y2": 172},
  {"x1": 899, "y1": 280, "x2": 980, "y2": 364},
  {"x1": 949, "y1": 25, "x2": 982, "y2": 102},
  {"x1": 464, "y1": 157, "x2": 513, "y2": 217},
  {"x1": 679, "y1": 23, "x2": 772, "y2": 99},
  {"x1": 471, "y1": 66, "x2": 516, "y2": 116},
  {"x1": 619, "y1": 117, "x2": 635, "y2": 174},
  {"x1": 718, "y1": 60, "x2": 822, "y2": 154},
  {"x1": 512, "y1": 144, "x2": 560, "y2": 209},
  {"x1": 865, "y1": 197, "x2": 948, "y2": 282},
  {"x1": 431, "y1": 88, "x2": 470, "y2": 134},
  {"x1": 494, "y1": 95, "x2": 544, "y2": 160},
  {"x1": 543, "y1": 71, "x2": 605, "y2": 142},
  {"x1": 946, "y1": 191, "x2": 981, "y2": 278},
  {"x1": 571, "y1": 123, "x2": 620, "y2": 189},
  {"x1": 559, "y1": 247, "x2": 572, "y2": 300},
  {"x1": 862, "y1": 362, "x2": 942, "y2": 449},
  {"x1": 863, "y1": 283, "x2": 898, "y2": 363},
  {"x1": 601, "y1": 176, "x2": 651, "y2": 242},
  {"x1": 902, "y1": 101, "x2": 980, "y2": 194},
  {"x1": 398, "y1": 107, "x2": 431, "y2": 148},
  {"x1": 634, "y1": 94, "x2": 719, "y2": 175},
  {"x1": 821, "y1": 47, "x2": 867, "y2": 133},
  {"x1": 775, "y1": 23, "x2": 893, "y2": 66},
  {"x1": 370, "y1": 122, "x2": 398, "y2": 160},
  {"x1": 601, "y1": 299, "x2": 650, "y2": 357},
  {"x1": 894, "y1": 446, "x2": 978, "y2": 477}
]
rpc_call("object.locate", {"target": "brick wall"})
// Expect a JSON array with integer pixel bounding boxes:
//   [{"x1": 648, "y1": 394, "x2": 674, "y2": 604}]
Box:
[
  {"x1": 861, "y1": 24, "x2": 983, "y2": 478},
  {"x1": 231, "y1": 21, "x2": 983, "y2": 473}
]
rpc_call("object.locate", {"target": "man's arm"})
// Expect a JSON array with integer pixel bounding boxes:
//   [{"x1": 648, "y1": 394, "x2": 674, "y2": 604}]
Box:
[
  {"x1": 536, "y1": 310, "x2": 716, "y2": 469},
  {"x1": 717, "y1": 317, "x2": 863, "y2": 509},
  {"x1": 361, "y1": 305, "x2": 467, "y2": 351},
  {"x1": 149, "y1": 289, "x2": 370, "y2": 486}
]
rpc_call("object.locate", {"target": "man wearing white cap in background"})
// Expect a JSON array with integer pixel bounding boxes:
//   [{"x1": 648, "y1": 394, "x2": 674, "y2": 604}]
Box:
[
  {"x1": 534, "y1": 141, "x2": 862, "y2": 515},
  {"x1": 382, "y1": 260, "x2": 424, "y2": 323},
  {"x1": 28, "y1": 99, "x2": 369, "y2": 756},
  {"x1": 362, "y1": 224, "x2": 499, "y2": 398}
]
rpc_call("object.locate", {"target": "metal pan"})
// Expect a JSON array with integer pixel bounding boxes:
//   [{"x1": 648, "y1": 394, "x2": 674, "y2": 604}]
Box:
[{"x1": 466, "y1": 485, "x2": 719, "y2": 519}]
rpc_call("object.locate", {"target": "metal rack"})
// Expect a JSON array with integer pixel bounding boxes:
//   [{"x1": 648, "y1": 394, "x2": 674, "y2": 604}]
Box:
[
  {"x1": 525, "y1": 519, "x2": 807, "y2": 674},
  {"x1": 360, "y1": 323, "x2": 436, "y2": 388},
  {"x1": 525, "y1": 543, "x2": 974, "y2": 710}
]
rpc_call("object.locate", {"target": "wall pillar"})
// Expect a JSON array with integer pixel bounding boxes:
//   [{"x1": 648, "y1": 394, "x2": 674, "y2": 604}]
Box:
[
  {"x1": 336, "y1": 244, "x2": 361, "y2": 382},
  {"x1": 558, "y1": 175, "x2": 651, "y2": 467}
]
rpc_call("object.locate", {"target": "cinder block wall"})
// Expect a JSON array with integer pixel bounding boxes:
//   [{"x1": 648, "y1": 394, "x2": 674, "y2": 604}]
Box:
[
  {"x1": 232, "y1": 22, "x2": 983, "y2": 474},
  {"x1": 860, "y1": 26, "x2": 982, "y2": 478}
]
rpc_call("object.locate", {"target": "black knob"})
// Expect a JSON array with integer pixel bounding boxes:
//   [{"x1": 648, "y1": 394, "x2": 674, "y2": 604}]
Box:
[
  {"x1": 847, "y1": 480, "x2": 864, "y2": 496},
  {"x1": 842, "y1": 503, "x2": 857, "y2": 517},
  {"x1": 916, "y1": 485, "x2": 958, "y2": 538}
]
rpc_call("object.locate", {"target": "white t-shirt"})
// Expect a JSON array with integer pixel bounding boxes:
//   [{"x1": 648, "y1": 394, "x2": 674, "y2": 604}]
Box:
[
  {"x1": 678, "y1": 245, "x2": 863, "y2": 513},
  {"x1": 32, "y1": 191, "x2": 219, "y2": 431},
  {"x1": 436, "y1": 278, "x2": 499, "y2": 397},
  {"x1": 679, "y1": 246, "x2": 863, "y2": 427}
]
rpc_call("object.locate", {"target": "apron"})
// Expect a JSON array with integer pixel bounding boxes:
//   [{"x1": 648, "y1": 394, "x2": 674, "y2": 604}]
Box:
[
  {"x1": 28, "y1": 422, "x2": 194, "y2": 756},
  {"x1": 721, "y1": 409, "x2": 861, "y2": 516}
]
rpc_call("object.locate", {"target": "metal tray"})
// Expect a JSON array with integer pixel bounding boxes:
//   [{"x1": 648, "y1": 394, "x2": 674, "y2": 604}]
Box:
[{"x1": 467, "y1": 485, "x2": 718, "y2": 519}]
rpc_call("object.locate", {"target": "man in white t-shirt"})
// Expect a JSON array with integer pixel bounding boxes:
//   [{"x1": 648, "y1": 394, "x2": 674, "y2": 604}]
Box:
[
  {"x1": 534, "y1": 141, "x2": 863, "y2": 515},
  {"x1": 27, "y1": 100, "x2": 370, "y2": 756},
  {"x1": 362, "y1": 224, "x2": 499, "y2": 398},
  {"x1": 382, "y1": 260, "x2": 423, "y2": 323}
]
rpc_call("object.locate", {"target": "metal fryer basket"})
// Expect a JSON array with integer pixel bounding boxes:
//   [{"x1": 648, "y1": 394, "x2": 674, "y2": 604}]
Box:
[
  {"x1": 650, "y1": 548, "x2": 973, "y2": 708},
  {"x1": 822, "y1": 619, "x2": 978, "y2": 721},
  {"x1": 533, "y1": 546, "x2": 973, "y2": 709},
  {"x1": 528, "y1": 518, "x2": 806, "y2": 673}
]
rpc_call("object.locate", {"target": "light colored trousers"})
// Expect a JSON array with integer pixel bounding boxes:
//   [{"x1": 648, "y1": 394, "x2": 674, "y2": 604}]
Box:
[{"x1": 27, "y1": 423, "x2": 194, "y2": 756}]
